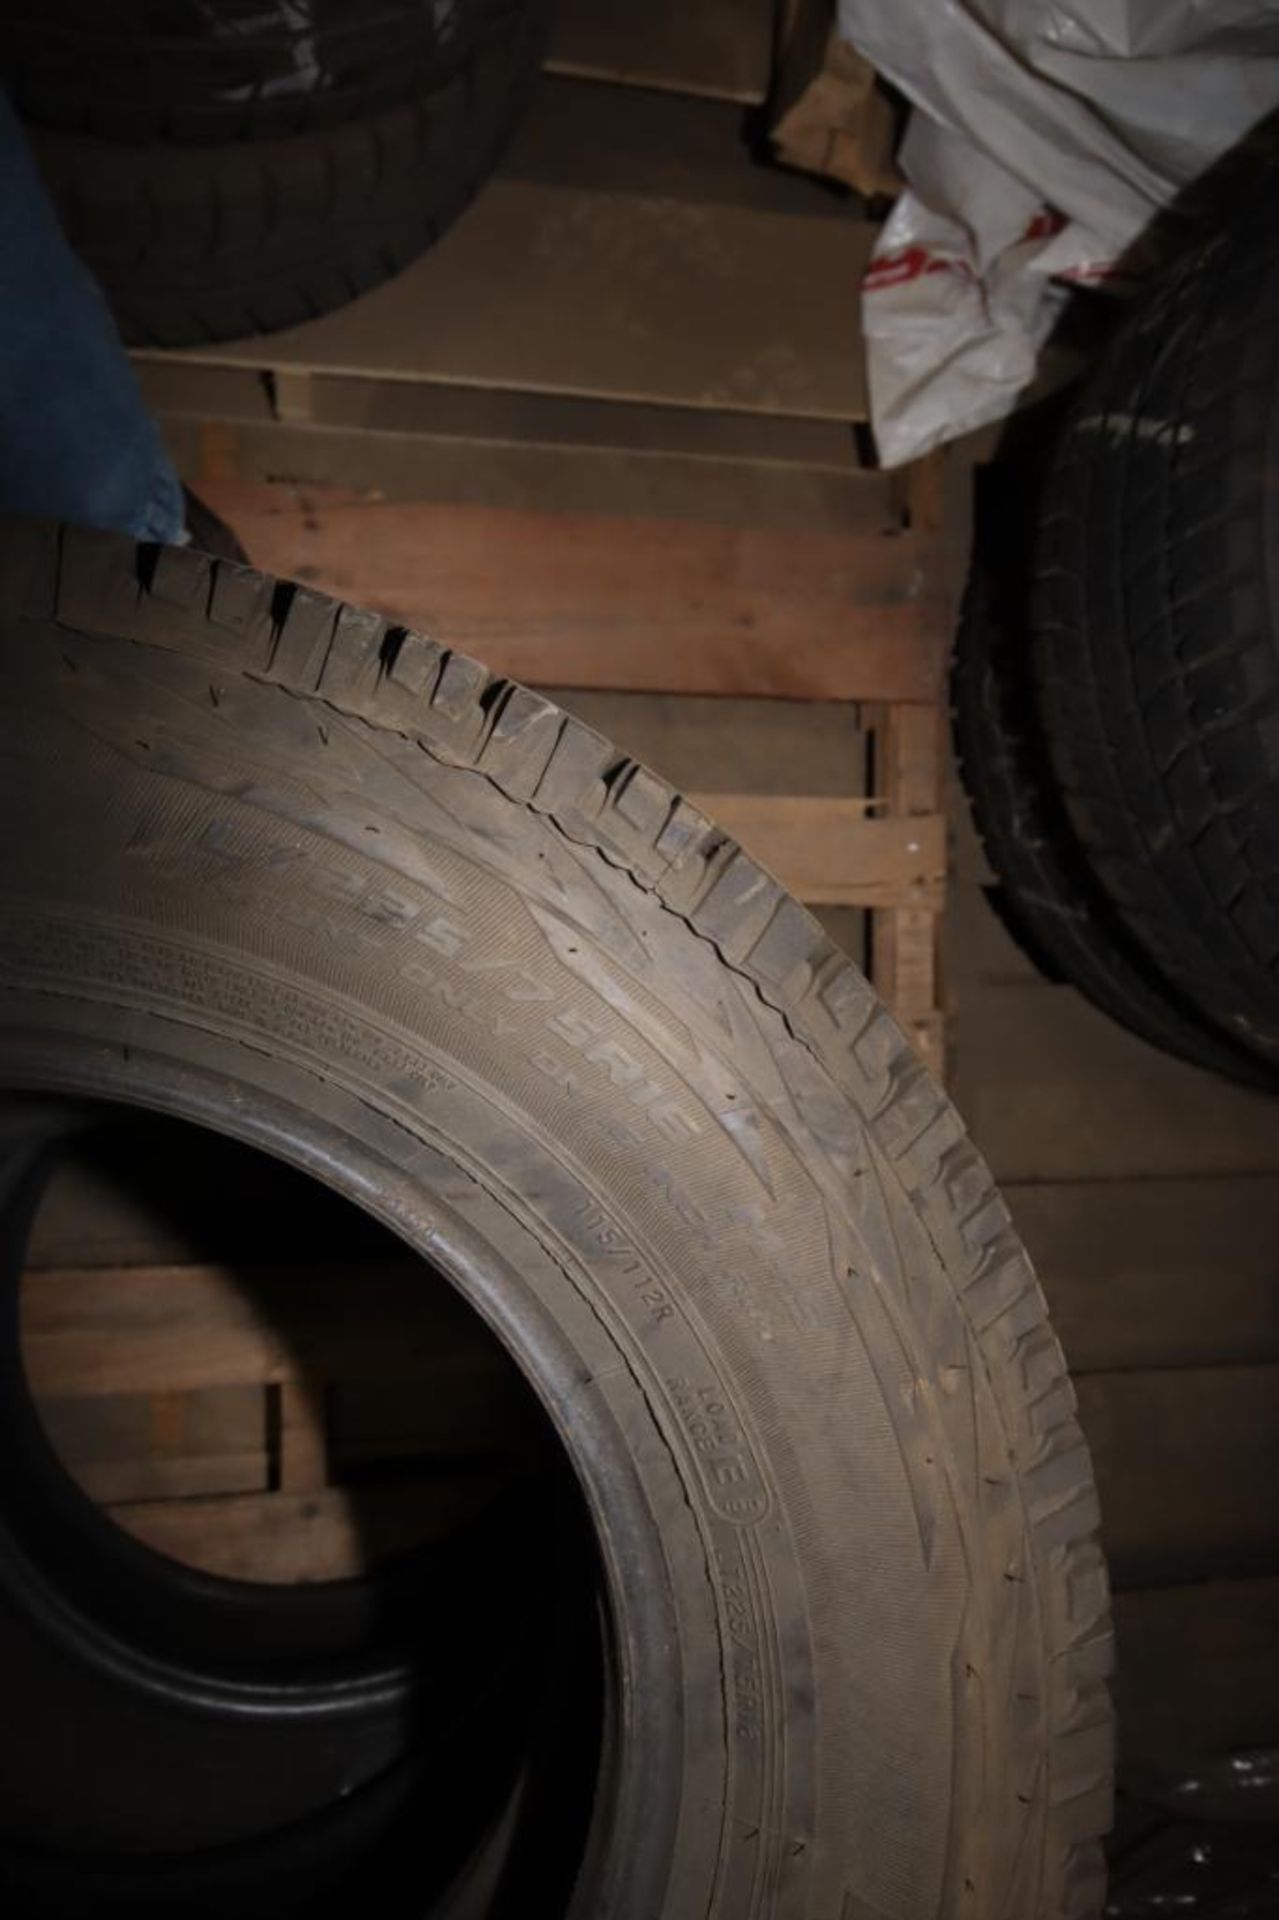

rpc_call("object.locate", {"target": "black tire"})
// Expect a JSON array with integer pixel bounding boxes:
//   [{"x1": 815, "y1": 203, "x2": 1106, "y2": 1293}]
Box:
[
  {"x1": 0, "y1": 524, "x2": 1113, "y2": 1915},
  {"x1": 18, "y1": 0, "x2": 550, "y2": 348},
  {"x1": 953, "y1": 469, "x2": 1276, "y2": 1094},
  {"x1": 2, "y1": 1, "x2": 522, "y2": 145},
  {"x1": 1031, "y1": 172, "x2": 1279, "y2": 1072}
]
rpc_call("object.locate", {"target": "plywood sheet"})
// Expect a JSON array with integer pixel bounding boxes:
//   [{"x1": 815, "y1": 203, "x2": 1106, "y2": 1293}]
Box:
[
  {"x1": 698, "y1": 794, "x2": 943, "y2": 907},
  {"x1": 547, "y1": 0, "x2": 775, "y2": 103},
  {"x1": 155, "y1": 178, "x2": 872, "y2": 421}
]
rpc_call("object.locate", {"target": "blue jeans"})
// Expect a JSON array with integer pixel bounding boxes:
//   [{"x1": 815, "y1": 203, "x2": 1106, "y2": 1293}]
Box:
[{"x1": 0, "y1": 92, "x2": 184, "y2": 542}]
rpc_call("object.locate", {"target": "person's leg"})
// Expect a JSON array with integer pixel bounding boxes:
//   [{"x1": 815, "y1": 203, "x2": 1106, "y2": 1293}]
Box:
[{"x1": 0, "y1": 91, "x2": 185, "y2": 542}]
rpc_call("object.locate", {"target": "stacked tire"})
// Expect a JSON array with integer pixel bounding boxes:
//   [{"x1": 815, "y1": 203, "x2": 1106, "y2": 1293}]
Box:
[
  {"x1": 954, "y1": 168, "x2": 1279, "y2": 1091},
  {"x1": 2, "y1": 0, "x2": 551, "y2": 347}
]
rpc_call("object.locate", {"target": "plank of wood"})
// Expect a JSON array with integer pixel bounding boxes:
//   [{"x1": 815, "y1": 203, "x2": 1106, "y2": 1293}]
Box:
[
  {"x1": 871, "y1": 701, "x2": 944, "y2": 1064},
  {"x1": 143, "y1": 361, "x2": 867, "y2": 476},
  {"x1": 548, "y1": 691, "x2": 870, "y2": 797},
  {"x1": 547, "y1": 0, "x2": 775, "y2": 104},
  {"x1": 155, "y1": 178, "x2": 874, "y2": 421},
  {"x1": 692, "y1": 794, "x2": 944, "y2": 906},
  {"x1": 1077, "y1": 1367, "x2": 1279, "y2": 1588},
  {"x1": 1007, "y1": 1176, "x2": 1279, "y2": 1373},
  {"x1": 276, "y1": 1377, "x2": 328, "y2": 1495},
  {"x1": 1115, "y1": 1578, "x2": 1279, "y2": 1766},
  {"x1": 196, "y1": 480, "x2": 944, "y2": 703},
  {"x1": 108, "y1": 1473, "x2": 515, "y2": 1583},
  {"x1": 22, "y1": 1262, "x2": 519, "y2": 1400},
  {"x1": 39, "y1": 1386, "x2": 268, "y2": 1506},
  {"x1": 166, "y1": 412, "x2": 897, "y2": 535}
]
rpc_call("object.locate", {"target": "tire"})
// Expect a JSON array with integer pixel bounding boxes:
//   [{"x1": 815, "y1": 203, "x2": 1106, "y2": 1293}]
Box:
[
  {"x1": 0, "y1": 523, "x2": 1114, "y2": 1917},
  {"x1": 2, "y1": 1, "x2": 521, "y2": 145},
  {"x1": 18, "y1": 0, "x2": 550, "y2": 348},
  {"x1": 1031, "y1": 172, "x2": 1279, "y2": 1072},
  {"x1": 953, "y1": 468, "x2": 1275, "y2": 1094}
]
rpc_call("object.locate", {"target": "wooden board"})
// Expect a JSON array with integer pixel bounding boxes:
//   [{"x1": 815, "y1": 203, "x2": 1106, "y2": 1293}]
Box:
[
  {"x1": 1078, "y1": 1367, "x2": 1279, "y2": 1588},
  {"x1": 110, "y1": 1474, "x2": 516, "y2": 1583},
  {"x1": 165, "y1": 412, "x2": 891, "y2": 535},
  {"x1": 870, "y1": 700, "x2": 943, "y2": 1058},
  {"x1": 22, "y1": 1262, "x2": 523, "y2": 1402},
  {"x1": 143, "y1": 363, "x2": 866, "y2": 476},
  {"x1": 152, "y1": 178, "x2": 873, "y2": 421},
  {"x1": 547, "y1": 0, "x2": 775, "y2": 104},
  {"x1": 694, "y1": 795, "x2": 943, "y2": 907},
  {"x1": 197, "y1": 479, "x2": 944, "y2": 703},
  {"x1": 1008, "y1": 1177, "x2": 1279, "y2": 1374},
  {"x1": 39, "y1": 1386, "x2": 268, "y2": 1507}
]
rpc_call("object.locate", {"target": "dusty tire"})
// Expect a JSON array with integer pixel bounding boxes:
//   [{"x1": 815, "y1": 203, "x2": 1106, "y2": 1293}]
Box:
[
  {"x1": 17, "y1": 0, "x2": 550, "y2": 347},
  {"x1": 0, "y1": 524, "x2": 1113, "y2": 1916},
  {"x1": 1032, "y1": 175, "x2": 1279, "y2": 1071},
  {"x1": 953, "y1": 469, "x2": 1275, "y2": 1093}
]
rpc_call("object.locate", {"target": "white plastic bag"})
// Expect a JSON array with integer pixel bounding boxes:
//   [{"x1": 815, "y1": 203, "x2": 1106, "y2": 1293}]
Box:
[{"x1": 838, "y1": 0, "x2": 1279, "y2": 465}]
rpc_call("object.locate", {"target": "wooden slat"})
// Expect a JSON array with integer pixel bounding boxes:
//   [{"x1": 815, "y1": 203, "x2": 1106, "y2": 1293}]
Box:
[
  {"x1": 1115, "y1": 1578, "x2": 1279, "y2": 1766},
  {"x1": 143, "y1": 363, "x2": 868, "y2": 476},
  {"x1": 21, "y1": 1261, "x2": 520, "y2": 1397},
  {"x1": 157, "y1": 179, "x2": 873, "y2": 420},
  {"x1": 692, "y1": 794, "x2": 943, "y2": 906},
  {"x1": 164, "y1": 410, "x2": 901, "y2": 551},
  {"x1": 108, "y1": 1472, "x2": 520, "y2": 1583},
  {"x1": 166, "y1": 404, "x2": 903, "y2": 544},
  {"x1": 871, "y1": 701, "x2": 944, "y2": 1064},
  {"x1": 1077, "y1": 1367, "x2": 1279, "y2": 1588},
  {"x1": 39, "y1": 1386, "x2": 267, "y2": 1507},
  {"x1": 197, "y1": 480, "x2": 944, "y2": 702},
  {"x1": 1008, "y1": 1176, "x2": 1279, "y2": 1373},
  {"x1": 276, "y1": 1377, "x2": 328, "y2": 1495},
  {"x1": 549, "y1": 690, "x2": 869, "y2": 797},
  {"x1": 547, "y1": 0, "x2": 775, "y2": 104}
]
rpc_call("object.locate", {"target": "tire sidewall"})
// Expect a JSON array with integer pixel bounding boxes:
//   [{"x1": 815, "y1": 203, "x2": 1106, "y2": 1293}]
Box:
[{"x1": 0, "y1": 600, "x2": 1103, "y2": 1916}]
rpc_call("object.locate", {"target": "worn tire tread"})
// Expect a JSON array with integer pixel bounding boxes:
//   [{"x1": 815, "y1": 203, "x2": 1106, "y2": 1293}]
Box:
[{"x1": 0, "y1": 522, "x2": 1112, "y2": 1917}]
